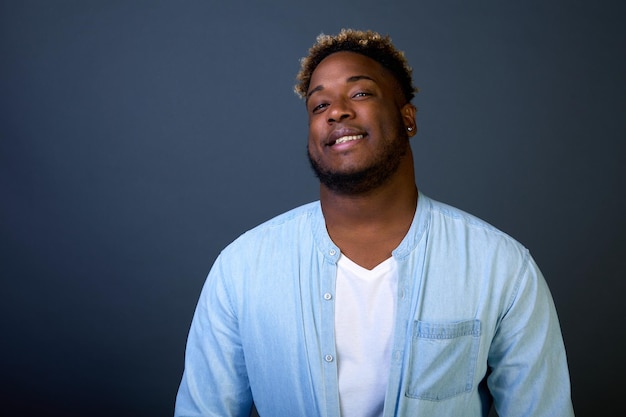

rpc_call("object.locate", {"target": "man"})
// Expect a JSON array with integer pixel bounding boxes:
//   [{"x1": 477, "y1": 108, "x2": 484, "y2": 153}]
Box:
[{"x1": 175, "y1": 29, "x2": 574, "y2": 416}]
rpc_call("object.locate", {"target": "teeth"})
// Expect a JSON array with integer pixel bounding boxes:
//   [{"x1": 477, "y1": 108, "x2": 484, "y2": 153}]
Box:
[{"x1": 335, "y1": 134, "x2": 363, "y2": 144}]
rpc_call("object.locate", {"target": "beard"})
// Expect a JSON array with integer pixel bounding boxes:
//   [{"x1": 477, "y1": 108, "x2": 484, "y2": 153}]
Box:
[{"x1": 307, "y1": 133, "x2": 410, "y2": 195}]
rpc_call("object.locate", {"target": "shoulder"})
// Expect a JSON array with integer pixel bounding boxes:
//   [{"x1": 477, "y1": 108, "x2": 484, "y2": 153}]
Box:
[
  {"x1": 427, "y1": 196, "x2": 508, "y2": 234},
  {"x1": 419, "y1": 195, "x2": 542, "y2": 315},
  {"x1": 221, "y1": 201, "x2": 321, "y2": 255},
  {"x1": 423, "y1": 194, "x2": 529, "y2": 259}
]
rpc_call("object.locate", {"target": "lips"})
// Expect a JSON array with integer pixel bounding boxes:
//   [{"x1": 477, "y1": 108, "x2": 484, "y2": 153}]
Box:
[{"x1": 327, "y1": 128, "x2": 367, "y2": 146}]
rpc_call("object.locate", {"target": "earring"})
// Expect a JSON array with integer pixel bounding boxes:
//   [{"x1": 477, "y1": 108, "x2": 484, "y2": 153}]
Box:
[{"x1": 407, "y1": 127, "x2": 413, "y2": 132}]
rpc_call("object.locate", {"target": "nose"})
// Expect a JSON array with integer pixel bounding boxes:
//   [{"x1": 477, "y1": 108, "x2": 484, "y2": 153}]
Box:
[{"x1": 327, "y1": 98, "x2": 355, "y2": 123}]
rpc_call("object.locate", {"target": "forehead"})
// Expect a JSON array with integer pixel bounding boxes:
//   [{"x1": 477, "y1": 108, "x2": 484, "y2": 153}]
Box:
[{"x1": 308, "y1": 51, "x2": 396, "y2": 92}]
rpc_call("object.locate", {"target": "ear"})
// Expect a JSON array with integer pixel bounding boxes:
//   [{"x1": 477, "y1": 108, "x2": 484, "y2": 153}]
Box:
[{"x1": 401, "y1": 103, "x2": 417, "y2": 136}]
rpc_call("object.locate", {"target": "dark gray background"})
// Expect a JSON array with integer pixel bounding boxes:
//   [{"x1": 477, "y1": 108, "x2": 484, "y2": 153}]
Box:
[{"x1": 1, "y1": 1, "x2": 624, "y2": 416}]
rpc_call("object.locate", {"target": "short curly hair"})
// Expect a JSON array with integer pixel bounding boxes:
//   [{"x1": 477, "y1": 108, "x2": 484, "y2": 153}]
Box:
[{"x1": 295, "y1": 29, "x2": 417, "y2": 103}]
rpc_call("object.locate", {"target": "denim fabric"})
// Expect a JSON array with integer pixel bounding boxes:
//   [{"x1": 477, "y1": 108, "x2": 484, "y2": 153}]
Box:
[
  {"x1": 406, "y1": 319, "x2": 481, "y2": 401},
  {"x1": 175, "y1": 193, "x2": 574, "y2": 417}
]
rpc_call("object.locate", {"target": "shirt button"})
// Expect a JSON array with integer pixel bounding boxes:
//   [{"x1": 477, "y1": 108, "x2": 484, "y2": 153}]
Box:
[
  {"x1": 323, "y1": 293, "x2": 332, "y2": 300},
  {"x1": 329, "y1": 249, "x2": 336, "y2": 256},
  {"x1": 324, "y1": 354, "x2": 334, "y2": 362}
]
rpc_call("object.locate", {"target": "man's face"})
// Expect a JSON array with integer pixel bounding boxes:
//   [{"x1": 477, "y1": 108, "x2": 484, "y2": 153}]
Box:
[{"x1": 306, "y1": 51, "x2": 415, "y2": 194}]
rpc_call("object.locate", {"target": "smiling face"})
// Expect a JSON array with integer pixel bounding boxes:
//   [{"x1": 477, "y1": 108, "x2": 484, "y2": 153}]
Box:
[{"x1": 306, "y1": 51, "x2": 416, "y2": 195}]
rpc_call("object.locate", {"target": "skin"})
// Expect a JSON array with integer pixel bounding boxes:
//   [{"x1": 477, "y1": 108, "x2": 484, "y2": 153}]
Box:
[{"x1": 306, "y1": 51, "x2": 418, "y2": 269}]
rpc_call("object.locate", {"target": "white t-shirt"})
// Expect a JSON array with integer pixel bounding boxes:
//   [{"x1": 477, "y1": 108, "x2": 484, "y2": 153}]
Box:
[{"x1": 334, "y1": 254, "x2": 398, "y2": 417}]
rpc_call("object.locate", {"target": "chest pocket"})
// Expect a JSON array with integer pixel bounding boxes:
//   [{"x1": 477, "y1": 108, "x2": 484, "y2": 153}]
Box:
[{"x1": 406, "y1": 319, "x2": 481, "y2": 401}]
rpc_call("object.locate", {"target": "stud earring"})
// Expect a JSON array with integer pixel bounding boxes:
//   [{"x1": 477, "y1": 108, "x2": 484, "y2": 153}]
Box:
[{"x1": 407, "y1": 127, "x2": 413, "y2": 132}]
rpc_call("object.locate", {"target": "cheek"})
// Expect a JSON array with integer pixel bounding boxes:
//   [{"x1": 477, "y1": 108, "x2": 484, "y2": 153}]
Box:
[
  {"x1": 307, "y1": 119, "x2": 325, "y2": 142},
  {"x1": 380, "y1": 110, "x2": 405, "y2": 133},
  {"x1": 306, "y1": 132, "x2": 318, "y2": 153}
]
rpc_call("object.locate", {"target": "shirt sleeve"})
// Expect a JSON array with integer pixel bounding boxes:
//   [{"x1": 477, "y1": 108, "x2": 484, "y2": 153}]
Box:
[
  {"x1": 174, "y1": 254, "x2": 253, "y2": 417},
  {"x1": 487, "y1": 253, "x2": 575, "y2": 416}
]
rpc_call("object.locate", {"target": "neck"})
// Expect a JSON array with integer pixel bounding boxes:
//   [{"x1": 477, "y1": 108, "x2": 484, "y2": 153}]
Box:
[{"x1": 319, "y1": 152, "x2": 418, "y2": 269}]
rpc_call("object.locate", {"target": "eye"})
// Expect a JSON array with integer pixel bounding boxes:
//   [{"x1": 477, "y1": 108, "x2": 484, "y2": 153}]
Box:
[
  {"x1": 311, "y1": 102, "x2": 329, "y2": 114},
  {"x1": 352, "y1": 91, "x2": 371, "y2": 99}
]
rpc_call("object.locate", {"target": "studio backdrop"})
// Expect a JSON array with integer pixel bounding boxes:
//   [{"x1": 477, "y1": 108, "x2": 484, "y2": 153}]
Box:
[{"x1": 1, "y1": 1, "x2": 624, "y2": 416}]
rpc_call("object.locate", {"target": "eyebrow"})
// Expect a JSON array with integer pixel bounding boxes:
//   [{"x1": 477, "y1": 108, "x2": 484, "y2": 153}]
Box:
[{"x1": 306, "y1": 75, "x2": 376, "y2": 101}]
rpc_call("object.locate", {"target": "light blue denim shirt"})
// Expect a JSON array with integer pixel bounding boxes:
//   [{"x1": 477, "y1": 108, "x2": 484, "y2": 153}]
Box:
[{"x1": 175, "y1": 193, "x2": 574, "y2": 417}]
